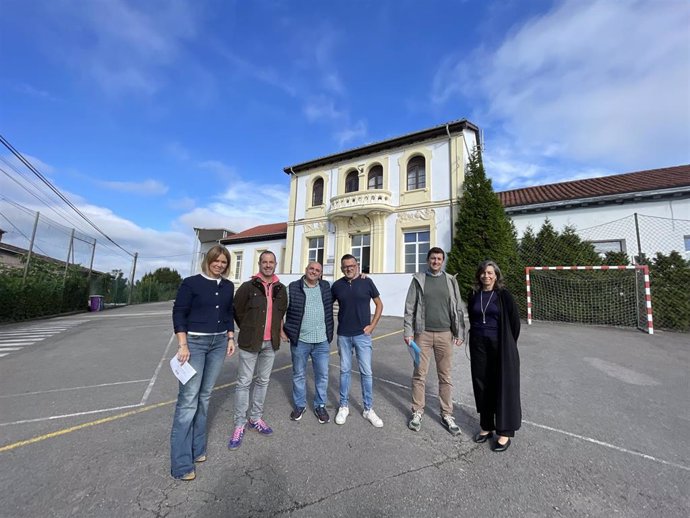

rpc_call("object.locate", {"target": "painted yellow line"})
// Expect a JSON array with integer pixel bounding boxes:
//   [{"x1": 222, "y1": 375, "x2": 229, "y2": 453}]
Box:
[
  {"x1": 0, "y1": 400, "x2": 172, "y2": 453},
  {"x1": 0, "y1": 329, "x2": 402, "y2": 453}
]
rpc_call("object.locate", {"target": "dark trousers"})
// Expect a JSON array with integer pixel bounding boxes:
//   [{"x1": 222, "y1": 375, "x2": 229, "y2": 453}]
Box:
[{"x1": 470, "y1": 334, "x2": 515, "y2": 437}]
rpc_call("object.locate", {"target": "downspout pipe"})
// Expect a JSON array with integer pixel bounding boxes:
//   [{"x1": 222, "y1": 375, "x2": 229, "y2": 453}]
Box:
[
  {"x1": 289, "y1": 167, "x2": 298, "y2": 272},
  {"x1": 446, "y1": 124, "x2": 454, "y2": 249}
]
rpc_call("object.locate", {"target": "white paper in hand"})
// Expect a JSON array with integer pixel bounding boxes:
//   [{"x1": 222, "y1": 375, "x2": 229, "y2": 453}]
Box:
[
  {"x1": 170, "y1": 357, "x2": 197, "y2": 385},
  {"x1": 408, "y1": 340, "x2": 421, "y2": 367}
]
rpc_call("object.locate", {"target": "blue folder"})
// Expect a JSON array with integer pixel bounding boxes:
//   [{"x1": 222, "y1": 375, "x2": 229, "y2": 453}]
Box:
[{"x1": 408, "y1": 340, "x2": 421, "y2": 367}]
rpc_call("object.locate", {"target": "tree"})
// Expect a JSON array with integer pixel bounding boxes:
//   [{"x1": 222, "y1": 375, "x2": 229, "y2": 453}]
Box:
[
  {"x1": 136, "y1": 267, "x2": 182, "y2": 303},
  {"x1": 518, "y1": 220, "x2": 601, "y2": 267},
  {"x1": 446, "y1": 148, "x2": 520, "y2": 296},
  {"x1": 648, "y1": 251, "x2": 690, "y2": 331},
  {"x1": 142, "y1": 267, "x2": 182, "y2": 286},
  {"x1": 602, "y1": 250, "x2": 630, "y2": 266}
]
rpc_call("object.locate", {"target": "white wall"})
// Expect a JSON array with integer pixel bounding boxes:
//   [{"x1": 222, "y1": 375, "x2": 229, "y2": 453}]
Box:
[
  {"x1": 509, "y1": 197, "x2": 690, "y2": 259},
  {"x1": 431, "y1": 141, "x2": 450, "y2": 201},
  {"x1": 276, "y1": 272, "x2": 414, "y2": 318},
  {"x1": 225, "y1": 238, "x2": 287, "y2": 284}
]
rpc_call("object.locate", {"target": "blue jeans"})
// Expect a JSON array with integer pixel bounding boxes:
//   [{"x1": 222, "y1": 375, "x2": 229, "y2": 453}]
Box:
[
  {"x1": 291, "y1": 340, "x2": 330, "y2": 409},
  {"x1": 233, "y1": 341, "x2": 275, "y2": 427},
  {"x1": 337, "y1": 333, "x2": 373, "y2": 410},
  {"x1": 170, "y1": 334, "x2": 226, "y2": 479}
]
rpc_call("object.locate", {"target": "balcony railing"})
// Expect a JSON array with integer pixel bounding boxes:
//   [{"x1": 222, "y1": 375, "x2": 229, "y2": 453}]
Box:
[{"x1": 328, "y1": 190, "x2": 394, "y2": 217}]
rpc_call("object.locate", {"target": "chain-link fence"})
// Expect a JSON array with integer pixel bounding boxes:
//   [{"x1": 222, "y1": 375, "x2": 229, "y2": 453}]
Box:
[
  {"x1": 515, "y1": 213, "x2": 689, "y2": 332},
  {"x1": 0, "y1": 198, "x2": 138, "y2": 323}
]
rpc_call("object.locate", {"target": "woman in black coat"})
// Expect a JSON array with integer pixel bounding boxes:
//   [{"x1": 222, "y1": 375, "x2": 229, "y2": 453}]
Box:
[{"x1": 468, "y1": 260, "x2": 521, "y2": 452}]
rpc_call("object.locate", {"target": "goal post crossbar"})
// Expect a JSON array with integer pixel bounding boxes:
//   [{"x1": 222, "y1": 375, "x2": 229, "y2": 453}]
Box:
[{"x1": 525, "y1": 265, "x2": 653, "y2": 334}]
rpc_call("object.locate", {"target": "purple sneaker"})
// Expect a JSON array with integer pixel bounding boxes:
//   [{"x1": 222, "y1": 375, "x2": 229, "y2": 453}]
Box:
[
  {"x1": 248, "y1": 418, "x2": 273, "y2": 435},
  {"x1": 228, "y1": 425, "x2": 245, "y2": 450}
]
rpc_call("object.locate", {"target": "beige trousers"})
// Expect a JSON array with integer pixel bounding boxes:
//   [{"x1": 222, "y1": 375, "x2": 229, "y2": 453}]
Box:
[{"x1": 411, "y1": 330, "x2": 454, "y2": 416}]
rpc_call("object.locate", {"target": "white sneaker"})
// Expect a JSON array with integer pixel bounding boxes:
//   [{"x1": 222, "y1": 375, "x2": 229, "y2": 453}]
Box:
[
  {"x1": 335, "y1": 406, "x2": 349, "y2": 425},
  {"x1": 363, "y1": 408, "x2": 384, "y2": 428}
]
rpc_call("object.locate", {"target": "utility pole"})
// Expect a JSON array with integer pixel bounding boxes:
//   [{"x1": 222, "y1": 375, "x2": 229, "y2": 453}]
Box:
[
  {"x1": 127, "y1": 252, "x2": 138, "y2": 305},
  {"x1": 22, "y1": 211, "x2": 40, "y2": 286}
]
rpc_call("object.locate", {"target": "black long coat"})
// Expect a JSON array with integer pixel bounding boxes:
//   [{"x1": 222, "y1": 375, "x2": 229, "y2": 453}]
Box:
[{"x1": 468, "y1": 288, "x2": 522, "y2": 432}]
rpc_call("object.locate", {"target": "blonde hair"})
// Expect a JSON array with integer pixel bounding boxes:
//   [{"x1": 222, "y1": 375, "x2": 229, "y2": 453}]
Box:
[{"x1": 202, "y1": 245, "x2": 231, "y2": 277}]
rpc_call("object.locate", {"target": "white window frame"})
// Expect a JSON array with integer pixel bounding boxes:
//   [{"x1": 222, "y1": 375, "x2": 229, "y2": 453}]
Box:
[
  {"x1": 589, "y1": 239, "x2": 626, "y2": 257},
  {"x1": 308, "y1": 236, "x2": 324, "y2": 265},
  {"x1": 233, "y1": 251, "x2": 243, "y2": 281},
  {"x1": 403, "y1": 229, "x2": 430, "y2": 273},
  {"x1": 351, "y1": 233, "x2": 371, "y2": 273}
]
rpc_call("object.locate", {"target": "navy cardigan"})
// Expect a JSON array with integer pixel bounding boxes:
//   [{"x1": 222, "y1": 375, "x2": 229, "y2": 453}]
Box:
[{"x1": 172, "y1": 274, "x2": 235, "y2": 334}]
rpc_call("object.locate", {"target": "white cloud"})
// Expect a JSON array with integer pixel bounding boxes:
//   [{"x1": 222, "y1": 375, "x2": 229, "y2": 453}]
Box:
[
  {"x1": 335, "y1": 120, "x2": 368, "y2": 147},
  {"x1": 0, "y1": 183, "x2": 193, "y2": 279},
  {"x1": 172, "y1": 157, "x2": 290, "y2": 234},
  {"x1": 99, "y1": 179, "x2": 169, "y2": 195},
  {"x1": 165, "y1": 142, "x2": 192, "y2": 162},
  {"x1": 44, "y1": 0, "x2": 200, "y2": 96},
  {"x1": 167, "y1": 196, "x2": 196, "y2": 211},
  {"x1": 15, "y1": 83, "x2": 57, "y2": 101},
  {"x1": 303, "y1": 95, "x2": 344, "y2": 122},
  {"x1": 432, "y1": 0, "x2": 690, "y2": 181}
]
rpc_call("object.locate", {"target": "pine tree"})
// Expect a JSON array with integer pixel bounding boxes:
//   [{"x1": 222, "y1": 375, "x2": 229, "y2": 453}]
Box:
[{"x1": 446, "y1": 148, "x2": 519, "y2": 296}]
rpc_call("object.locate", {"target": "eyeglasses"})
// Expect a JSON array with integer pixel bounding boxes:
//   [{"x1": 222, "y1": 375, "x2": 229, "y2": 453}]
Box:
[{"x1": 342, "y1": 264, "x2": 357, "y2": 270}]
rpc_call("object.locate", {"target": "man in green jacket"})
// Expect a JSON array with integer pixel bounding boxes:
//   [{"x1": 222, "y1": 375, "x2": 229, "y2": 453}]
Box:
[
  {"x1": 403, "y1": 247, "x2": 465, "y2": 436},
  {"x1": 228, "y1": 251, "x2": 288, "y2": 450}
]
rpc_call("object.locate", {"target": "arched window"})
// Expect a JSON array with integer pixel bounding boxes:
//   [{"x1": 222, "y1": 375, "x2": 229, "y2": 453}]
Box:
[
  {"x1": 368, "y1": 165, "x2": 383, "y2": 190},
  {"x1": 345, "y1": 170, "x2": 359, "y2": 193},
  {"x1": 312, "y1": 178, "x2": 324, "y2": 206},
  {"x1": 407, "y1": 156, "x2": 426, "y2": 190}
]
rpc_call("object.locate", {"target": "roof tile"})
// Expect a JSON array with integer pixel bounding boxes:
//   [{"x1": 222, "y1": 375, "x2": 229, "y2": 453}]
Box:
[{"x1": 498, "y1": 165, "x2": 690, "y2": 208}]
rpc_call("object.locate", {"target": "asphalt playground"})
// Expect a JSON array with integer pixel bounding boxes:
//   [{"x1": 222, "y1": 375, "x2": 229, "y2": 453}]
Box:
[{"x1": 0, "y1": 301, "x2": 688, "y2": 517}]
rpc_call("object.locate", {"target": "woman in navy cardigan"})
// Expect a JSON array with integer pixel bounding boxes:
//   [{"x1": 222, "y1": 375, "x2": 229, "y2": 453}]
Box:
[{"x1": 170, "y1": 245, "x2": 236, "y2": 480}]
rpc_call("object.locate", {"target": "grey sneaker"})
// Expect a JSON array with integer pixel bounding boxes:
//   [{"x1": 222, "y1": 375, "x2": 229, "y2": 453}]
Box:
[
  {"x1": 442, "y1": 414, "x2": 461, "y2": 436},
  {"x1": 408, "y1": 411, "x2": 422, "y2": 432}
]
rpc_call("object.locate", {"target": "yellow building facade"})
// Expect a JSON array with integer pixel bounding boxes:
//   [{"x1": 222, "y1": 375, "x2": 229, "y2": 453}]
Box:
[{"x1": 283, "y1": 119, "x2": 480, "y2": 278}]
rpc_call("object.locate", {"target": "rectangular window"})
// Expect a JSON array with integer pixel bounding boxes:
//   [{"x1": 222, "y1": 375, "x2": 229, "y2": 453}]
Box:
[
  {"x1": 351, "y1": 233, "x2": 371, "y2": 273},
  {"x1": 403, "y1": 229, "x2": 430, "y2": 273},
  {"x1": 590, "y1": 240, "x2": 626, "y2": 257},
  {"x1": 684, "y1": 235, "x2": 690, "y2": 258},
  {"x1": 308, "y1": 236, "x2": 324, "y2": 265},
  {"x1": 233, "y1": 252, "x2": 243, "y2": 280}
]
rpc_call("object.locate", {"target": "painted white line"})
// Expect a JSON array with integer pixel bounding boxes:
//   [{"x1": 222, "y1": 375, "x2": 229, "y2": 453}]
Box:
[
  {"x1": 0, "y1": 347, "x2": 23, "y2": 351},
  {"x1": 0, "y1": 403, "x2": 144, "y2": 427},
  {"x1": 82, "y1": 311, "x2": 170, "y2": 319},
  {"x1": 0, "y1": 340, "x2": 35, "y2": 344},
  {"x1": 140, "y1": 334, "x2": 175, "y2": 405},
  {"x1": 361, "y1": 368, "x2": 690, "y2": 473},
  {"x1": 521, "y1": 420, "x2": 690, "y2": 472},
  {"x1": 0, "y1": 330, "x2": 54, "y2": 336},
  {"x1": 0, "y1": 379, "x2": 151, "y2": 399},
  {"x1": 0, "y1": 353, "x2": 8, "y2": 358}
]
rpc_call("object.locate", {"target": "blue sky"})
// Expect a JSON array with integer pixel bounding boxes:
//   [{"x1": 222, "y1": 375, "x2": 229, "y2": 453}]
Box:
[{"x1": 1, "y1": 0, "x2": 688, "y2": 277}]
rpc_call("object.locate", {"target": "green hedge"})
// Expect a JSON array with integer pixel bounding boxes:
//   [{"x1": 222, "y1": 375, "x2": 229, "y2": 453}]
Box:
[{"x1": 0, "y1": 259, "x2": 89, "y2": 323}]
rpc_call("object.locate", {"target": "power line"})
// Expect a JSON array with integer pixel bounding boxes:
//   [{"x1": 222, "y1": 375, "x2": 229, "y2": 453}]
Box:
[
  {"x1": 0, "y1": 210, "x2": 49, "y2": 256},
  {"x1": 0, "y1": 160, "x2": 96, "y2": 234},
  {"x1": 0, "y1": 134, "x2": 134, "y2": 257},
  {"x1": 1, "y1": 196, "x2": 94, "y2": 244},
  {"x1": 138, "y1": 252, "x2": 194, "y2": 259}
]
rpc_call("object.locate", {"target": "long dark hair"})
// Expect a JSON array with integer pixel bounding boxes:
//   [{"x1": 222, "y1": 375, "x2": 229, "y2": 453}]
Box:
[{"x1": 472, "y1": 260, "x2": 504, "y2": 292}]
